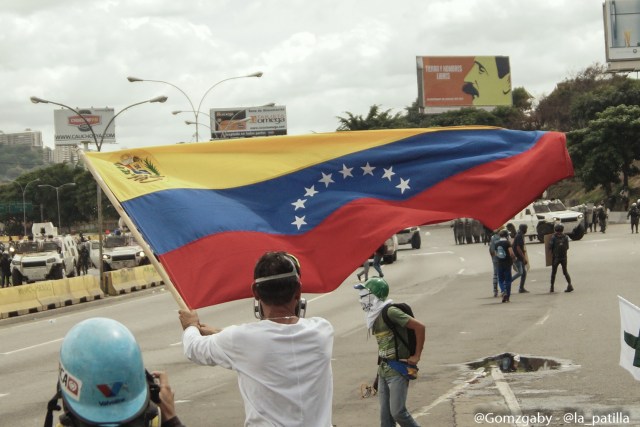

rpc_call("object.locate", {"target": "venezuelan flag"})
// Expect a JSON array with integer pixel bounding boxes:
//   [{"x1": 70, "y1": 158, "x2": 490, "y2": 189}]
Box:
[{"x1": 83, "y1": 127, "x2": 572, "y2": 308}]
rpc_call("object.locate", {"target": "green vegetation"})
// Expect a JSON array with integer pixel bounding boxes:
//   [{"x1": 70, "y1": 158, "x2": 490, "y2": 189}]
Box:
[{"x1": 0, "y1": 144, "x2": 46, "y2": 181}]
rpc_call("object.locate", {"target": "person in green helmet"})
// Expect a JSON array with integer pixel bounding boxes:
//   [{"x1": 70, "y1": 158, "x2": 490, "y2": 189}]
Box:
[{"x1": 354, "y1": 277, "x2": 426, "y2": 427}]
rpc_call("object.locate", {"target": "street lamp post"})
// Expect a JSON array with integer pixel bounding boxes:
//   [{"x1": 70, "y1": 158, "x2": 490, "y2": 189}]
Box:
[
  {"x1": 127, "y1": 71, "x2": 263, "y2": 142},
  {"x1": 30, "y1": 95, "x2": 168, "y2": 294},
  {"x1": 38, "y1": 183, "x2": 76, "y2": 232},
  {"x1": 12, "y1": 178, "x2": 40, "y2": 236}
]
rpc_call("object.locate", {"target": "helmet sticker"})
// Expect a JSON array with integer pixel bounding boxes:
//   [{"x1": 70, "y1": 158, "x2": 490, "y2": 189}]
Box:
[
  {"x1": 59, "y1": 362, "x2": 83, "y2": 401},
  {"x1": 97, "y1": 382, "x2": 124, "y2": 398}
]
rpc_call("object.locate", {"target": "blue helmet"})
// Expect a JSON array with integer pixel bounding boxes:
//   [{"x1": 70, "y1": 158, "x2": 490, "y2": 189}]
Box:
[{"x1": 58, "y1": 318, "x2": 149, "y2": 425}]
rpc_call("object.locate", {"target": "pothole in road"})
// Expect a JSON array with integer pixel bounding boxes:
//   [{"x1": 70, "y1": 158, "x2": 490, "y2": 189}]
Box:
[{"x1": 466, "y1": 353, "x2": 568, "y2": 374}]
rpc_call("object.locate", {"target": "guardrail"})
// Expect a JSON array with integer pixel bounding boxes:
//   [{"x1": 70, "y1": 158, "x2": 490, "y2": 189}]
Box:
[{"x1": 0, "y1": 265, "x2": 164, "y2": 319}]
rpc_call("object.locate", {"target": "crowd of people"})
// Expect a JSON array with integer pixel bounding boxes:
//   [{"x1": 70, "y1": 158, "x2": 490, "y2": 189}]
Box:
[{"x1": 488, "y1": 220, "x2": 574, "y2": 301}]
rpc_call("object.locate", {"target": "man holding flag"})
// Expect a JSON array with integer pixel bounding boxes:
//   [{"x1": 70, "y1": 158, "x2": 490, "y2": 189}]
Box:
[{"x1": 178, "y1": 251, "x2": 334, "y2": 427}]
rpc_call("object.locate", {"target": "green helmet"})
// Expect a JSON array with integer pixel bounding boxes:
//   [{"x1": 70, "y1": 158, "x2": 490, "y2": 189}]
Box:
[{"x1": 364, "y1": 277, "x2": 389, "y2": 300}]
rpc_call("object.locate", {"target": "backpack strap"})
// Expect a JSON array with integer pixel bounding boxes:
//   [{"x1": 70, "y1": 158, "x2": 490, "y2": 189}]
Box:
[{"x1": 381, "y1": 304, "x2": 410, "y2": 362}]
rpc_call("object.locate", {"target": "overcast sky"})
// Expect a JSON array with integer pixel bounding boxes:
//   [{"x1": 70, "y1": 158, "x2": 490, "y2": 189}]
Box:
[{"x1": 0, "y1": 0, "x2": 607, "y2": 151}]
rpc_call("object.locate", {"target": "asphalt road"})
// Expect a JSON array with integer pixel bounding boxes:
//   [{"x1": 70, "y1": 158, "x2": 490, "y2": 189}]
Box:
[{"x1": 2, "y1": 223, "x2": 640, "y2": 426}]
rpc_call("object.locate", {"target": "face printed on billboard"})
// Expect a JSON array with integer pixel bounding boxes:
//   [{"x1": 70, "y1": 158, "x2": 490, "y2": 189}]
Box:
[
  {"x1": 462, "y1": 56, "x2": 512, "y2": 106},
  {"x1": 417, "y1": 56, "x2": 512, "y2": 108}
]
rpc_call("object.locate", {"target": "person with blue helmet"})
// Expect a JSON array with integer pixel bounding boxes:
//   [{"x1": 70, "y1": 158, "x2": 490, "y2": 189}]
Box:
[{"x1": 45, "y1": 317, "x2": 185, "y2": 427}]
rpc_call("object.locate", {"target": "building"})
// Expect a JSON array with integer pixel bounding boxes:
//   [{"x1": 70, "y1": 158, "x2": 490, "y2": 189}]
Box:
[{"x1": 0, "y1": 129, "x2": 43, "y2": 147}]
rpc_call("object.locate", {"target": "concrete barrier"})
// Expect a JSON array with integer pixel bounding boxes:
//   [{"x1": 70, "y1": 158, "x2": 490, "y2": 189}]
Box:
[
  {"x1": 0, "y1": 286, "x2": 43, "y2": 319},
  {"x1": 108, "y1": 267, "x2": 139, "y2": 296},
  {"x1": 33, "y1": 280, "x2": 61, "y2": 309},
  {"x1": 134, "y1": 264, "x2": 162, "y2": 289},
  {"x1": 67, "y1": 277, "x2": 91, "y2": 302},
  {"x1": 83, "y1": 275, "x2": 104, "y2": 300},
  {"x1": 52, "y1": 279, "x2": 79, "y2": 306}
]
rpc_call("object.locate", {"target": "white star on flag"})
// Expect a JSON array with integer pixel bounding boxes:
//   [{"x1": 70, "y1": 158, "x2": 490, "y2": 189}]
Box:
[
  {"x1": 382, "y1": 167, "x2": 396, "y2": 181},
  {"x1": 361, "y1": 162, "x2": 375, "y2": 176},
  {"x1": 340, "y1": 164, "x2": 354, "y2": 178},
  {"x1": 319, "y1": 172, "x2": 334, "y2": 187},
  {"x1": 291, "y1": 199, "x2": 307, "y2": 210},
  {"x1": 396, "y1": 178, "x2": 410, "y2": 194},
  {"x1": 292, "y1": 216, "x2": 307, "y2": 230},
  {"x1": 304, "y1": 186, "x2": 319, "y2": 197}
]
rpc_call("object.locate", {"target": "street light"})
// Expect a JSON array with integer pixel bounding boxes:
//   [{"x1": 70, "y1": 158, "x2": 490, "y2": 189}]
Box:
[
  {"x1": 127, "y1": 71, "x2": 263, "y2": 142},
  {"x1": 30, "y1": 95, "x2": 167, "y2": 152},
  {"x1": 185, "y1": 120, "x2": 211, "y2": 129},
  {"x1": 38, "y1": 183, "x2": 76, "y2": 233},
  {"x1": 11, "y1": 178, "x2": 40, "y2": 236},
  {"x1": 31, "y1": 95, "x2": 168, "y2": 294}
]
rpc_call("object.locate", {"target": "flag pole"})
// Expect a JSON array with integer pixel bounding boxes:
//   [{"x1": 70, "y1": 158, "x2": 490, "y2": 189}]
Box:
[{"x1": 78, "y1": 150, "x2": 189, "y2": 310}]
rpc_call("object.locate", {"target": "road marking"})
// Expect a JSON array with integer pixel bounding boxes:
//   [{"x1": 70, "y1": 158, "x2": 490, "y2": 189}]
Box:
[
  {"x1": 536, "y1": 308, "x2": 552, "y2": 326},
  {"x1": 459, "y1": 257, "x2": 465, "y2": 262},
  {"x1": 406, "y1": 251, "x2": 454, "y2": 257},
  {"x1": 491, "y1": 367, "x2": 527, "y2": 427},
  {"x1": 412, "y1": 368, "x2": 486, "y2": 419},
  {"x1": 0, "y1": 393, "x2": 8, "y2": 398},
  {"x1": 1, "y1": 338, "x2": 63, "y2": 355},
  {"x1": 457, "y1": 269, "x2": 465, "y2": 275}
]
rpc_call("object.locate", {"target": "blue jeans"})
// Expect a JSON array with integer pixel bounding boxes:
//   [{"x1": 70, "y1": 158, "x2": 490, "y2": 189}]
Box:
[
  {"x1": 492, "y1": 257, "x2": 498, "y2": 293},
  {"x1": 497, "y1": 263, "x2": 512, "y2": 298},
  {"x1": 373, "y1": 253, "x2": 384, "y2": 277},
  {"x1": 511, "y1": 259, "x2": 526, "y2": 289},
  {"x1": 378, "y1": 374, "x2": 420, "y2": 427}
]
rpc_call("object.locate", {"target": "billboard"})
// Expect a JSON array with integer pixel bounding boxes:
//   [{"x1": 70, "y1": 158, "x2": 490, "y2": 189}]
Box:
[
  {"x1": 603, "y1": 0, "x2": 640, "y2": 64},
  {"x1": 416, "y1": 56, "x2": 512, "y2": 109},
  {"x1": 54, "y1": 108, "x2": 115, "y2": 146},
  {"x1": 209, "y1": 105, "x2": 287, "y2": 139}
]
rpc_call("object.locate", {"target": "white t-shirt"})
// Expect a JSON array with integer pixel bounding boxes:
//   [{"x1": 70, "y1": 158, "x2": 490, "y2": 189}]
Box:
[{"x1": 183, "y1": 317, "x2": 334, "y2": 427}]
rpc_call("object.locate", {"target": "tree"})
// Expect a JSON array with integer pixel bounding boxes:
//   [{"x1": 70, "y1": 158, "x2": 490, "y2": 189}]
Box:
[
  {"x1": 534, "y1": 63, "x2": 623, "y2": 131},
  {"x1": 568, "y1": 104, "x2": 640, "y2": 194},
  {"x1": 336, "y1": 105, "x2": 406, "y2": 130},
  {"x1": 0, "y1": 164, "x2": 116, "y2": 235}
]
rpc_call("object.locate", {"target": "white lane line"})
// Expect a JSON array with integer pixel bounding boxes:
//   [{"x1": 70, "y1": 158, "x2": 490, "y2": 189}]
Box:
[
  {"x1": 457, "y1": 269, "x2": 465, "y2": 275},
  {"x1": 1, "y1": 337, "x2": 63, "y2": 355},
  {"x1": 406, "y1": 251, "x2": 454, "y2": 257},
  {"x1": 0, "y1": 393, "x2": 8, "y2": 398},
  {"x1": 536, "y1": 308, "x2": 552, "y2": 326},
  {"x1": 491, "y1": 367, "x2": 527, "y2": 427},
  {"x1": 459, "y1": 257, "x2": 465, "y2": 262}
]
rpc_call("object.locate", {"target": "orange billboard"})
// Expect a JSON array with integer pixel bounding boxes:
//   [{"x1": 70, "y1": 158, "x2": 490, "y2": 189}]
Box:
[{"x1": 417, "y1": 56, "x2": 512, "y2": 108}]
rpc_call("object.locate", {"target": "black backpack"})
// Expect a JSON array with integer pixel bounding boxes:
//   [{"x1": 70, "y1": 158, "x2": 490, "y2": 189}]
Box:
[
  {"x1": 381, "y1": 303, "x2": 417, "y2": 358},
  {"x1": 552, "y1": 234, "x2": 568, "y2": 258}
]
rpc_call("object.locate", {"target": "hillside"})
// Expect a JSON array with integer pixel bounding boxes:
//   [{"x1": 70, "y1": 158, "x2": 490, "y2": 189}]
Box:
[{"x1": 547, "y1": 175, "x2": 640, "y2": 209}]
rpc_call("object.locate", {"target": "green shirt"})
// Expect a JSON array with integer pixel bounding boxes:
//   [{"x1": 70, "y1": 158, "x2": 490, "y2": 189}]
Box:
[{"x1": 372, "y1": 306, "x2": 411, "y2": 377}]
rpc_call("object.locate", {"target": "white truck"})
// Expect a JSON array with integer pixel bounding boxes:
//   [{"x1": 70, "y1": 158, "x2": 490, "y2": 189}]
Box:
[
  {"x1": 396, "y1": 226, "x2": 422, "y2": 249},
  {"x1": 10, "y1": 223, "x2": 79, "y2": 284},
  {"x1": 506, "y1": 199, "x2": 585, "y2": 242},
  {"x1": 101, "y1": 233, "x2": 149, "y2": 271}
]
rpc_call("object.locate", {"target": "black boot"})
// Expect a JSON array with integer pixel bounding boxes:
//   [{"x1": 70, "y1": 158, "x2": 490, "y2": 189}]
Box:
[
  {"x1": 565, "y1": 284, "x2": 574, "y2": 293},
  {"x1": 550, "y1": 284, "x2": 555, "y2": 293}
]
